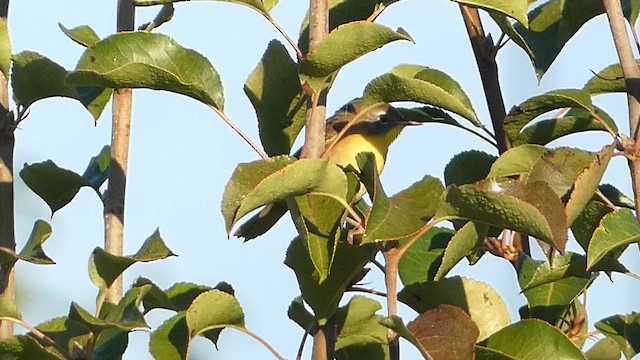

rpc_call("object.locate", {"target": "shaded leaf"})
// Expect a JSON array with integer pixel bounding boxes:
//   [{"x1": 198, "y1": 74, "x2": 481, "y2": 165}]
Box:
[
  {"x1": 398, "y1": 227, "x2": 454, "y2": 286},
  {"x1": 365, "y1": 175, "x2": 444, "y2": 243},
  {"x1": 455, "y1": 0, "x2": 528, "y2": 25},
  {"x1": 0, "y1": 220, "x2": 54, "y2": 273},
  {"x1": 134, "y1": 0, "x2": 278, "y2": 15},
  {"x1": 596, "y1": 313, "x2": 640, "y2": 360},
  {"x1": 587, "y1": 209, "x2": 640, "y2": 270},
  {"x1": 518, "y1": 252, "x2": 593, "y2": 291},
  {"x1": 335, "y1": 296, "x2": 387, "y2": 351},
  {"x1": 504, "y1": 89, "x2": 593, "y2": 141},
  {"x1": 36, "y1": 317, "x2": 90, "y2": 356},
  {"x1": 244, "y1": 40, "x2": 306, "y2": 156},
  {"x1": 284, "y1": 237, "x2": 370, "y2": 324},
  {"x1": 514, "y1": 107, "x2": 618, "y2": 146},
  {"x1": 149, "y1": 312, "x2": 188, "y2": 360},
  {"x1": 0, "y1": 335, "x2": 63, "y2": 360},
  {"x1": 93, "y1": 329, "x2": 129, "y2": 360},
  {"x1": 599, "y1": 184, "x2": 635, "y2": 209},
  {"x1": 133, "y1": 277, "x2": 173, "y2": 313},
  {"x1": 81, "y1": 145, "x2": 110, "y2": 190},
  {"x1": 435, "y1": 221, "x2": 489, "y2": 280},
  {"x1": 165, "y1": 282, "x2": 215, "y2": 312},
  {"x1": 139, "y1": 4, "x2": 175, "y2": 31},
  {"x1": 287, "y1": 296, "x2": 314, "y2": 330},
  {"x1": 476, "y1": 319, "x2": 586, "y2": 359},
  {"x1": 58, "y1": 23, "x2": 100, "y2": 47},
  {"x1": 584, "y1": 60, "x2": 640, "y2": 95},
  {"x1": 89, "y1": 229, "x2": 175, "y2": 291},
  {"x1": 363, "y1": 64, "x2": 480, "y2": 127},
  {"x1": 67, "y1": 32, "x2": 224, "y2": 110},
  {"x1": 299, "y1": 21, "x2": 412, "y2": 92},
  {"x1": 398, "y1": 276, "x2": 510, "y2": 340},
  {"x1": 11, "y1": 51, "x2": 109, "y2": 120},
  {"x1": 585, "y1": 337, "x2": 622, "y2": 360},
  {"x1": 444, "y1": 150, "x2": 496, "y2": 186}
]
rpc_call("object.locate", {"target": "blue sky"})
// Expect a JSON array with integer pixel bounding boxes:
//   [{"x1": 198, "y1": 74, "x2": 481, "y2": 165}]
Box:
[{"x1": 7, "y1": 0, "x2": 640, "y2": 358}]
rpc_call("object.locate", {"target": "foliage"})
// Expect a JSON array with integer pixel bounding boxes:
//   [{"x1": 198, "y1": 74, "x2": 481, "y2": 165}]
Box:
[{"x1": 1, "y1": 0, "x2": 639, "y2": 359}]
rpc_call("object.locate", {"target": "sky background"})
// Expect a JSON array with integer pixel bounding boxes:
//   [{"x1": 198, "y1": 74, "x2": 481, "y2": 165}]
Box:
[{"x1": 5, "y1": 0, "x2": 640, "y2": 359}]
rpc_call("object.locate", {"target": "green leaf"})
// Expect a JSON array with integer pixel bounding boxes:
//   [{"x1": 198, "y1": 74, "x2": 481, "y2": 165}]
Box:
[
  {"x1": 0, "y1": 220, "x2": 54, "y2": 273},
  {"x1": 298, "y1": 0, "x2": 401, "y2": 54},
  {"x1": 139, "y1": 4, "x2": 175, "y2": 31},
  {"x1": 0, "y1": 18, "x2": 10, "y2": 79},
  {"x1": 58, "y1": 23, "x2": 100, "y2": 47},
  {"x1": 93, "y1": 329, "x2": 129, "y2": 360},
  {"x1": 444, "y1": 150, "x2": 497, "y2": 186},
  {"x1": 134, "y1": 0, "x2": 278, "y2": 15},
  {"x1": 222, "y1": 157, "x2": 348, "y2": 235},
  {"x1": 0, "y1": 335, "x2": 64, "y2": 360},
  {"x1": 186, "y1": 290, "x2": 244, "y2": 346},
  {"x1": 436, "y1": 179, "x2": 568, "y2": 253},
  {"x1": 595, "y1": 313, "x2": 640, "y2": 360},
  {"x1": 435, "y1": 221, "x2": 489, "y2": 280},
  {"x1": 526, "y1": 147, "x2": 598, "y2": 198},
  {"x1": 363, "y1": 64, "x2": 480, "y2": 127},
  {"x1": 362, "y1": 64, "x2": 483, "y2": 127},
  {"x1": 398, "y1": 227, "x2": 454, "y2": 286},
  {"x1": 36, "y1": 317, "x2": 90, "y2": 357},
  {"x1": 81, "y1": 145, "x2": 110, "y2": 190},
  {"x1": 487, "y1": 144, "x2": 547, "y2": 178},
  {"x1": 564, "y1": 145, "x2": 615, "y2": 226},
  {"x1": 67, "y1": 32, "x2": 224, "y2": 110},
  {"x1": 287, "y1": 296, "x2": 314, "y2": 330},
  {"x1": 11, "y1": 51, "x2": 110, "y2": 120},
  {"x1": 284, "y1": 237, "x2": 370, "y2": 324},
  {"x1": 454, "y1": 0, "x2": 528, "y2": 26},
  {"x1": 572, "y1": 200, "x2": 614, "y2": 252},
  {"x1": 514, "y1": 107, "x2": 619, "y2": 146},
  {"x1": 299, "y1": 21, "x2": 412, "y2": 92},
  {"x1": 585, "y1": 337, "x2": 622, "y2": 360},
  {"x1": 0, "y1": 299, "x2": 21, "y2": 320},
  {"x1": 476, "y1": 319, "x2": 586, "y2": 359},
  {"x1": 102, "y1": 287, "x2": 150, "y2": 330},
  {"x1": 244, "y1": 40, "x2": 306, "y2": 156},
  {"x1": 89, "y1": 229, "x2": 175, "y2": 292},
  {"x1": 149, "y1": 312, "x2": 188, "y2": 360},
  {"x1": 398, "y1": 276, "x2": 510, "y2": 341},
  {"x1": 599, "y1": 184, "x2": 635, "y2": 209},
  {"x1": 584, "y1": 60, "x2": 640, "y2": 95},
  {"x1": 335, "y1": 296, "x2": 387, "y2": 351},
  {"x1": 504, "y1": 89, "x2": 593, "y2": 141},
  {"x1": 20, "y1": 160, "x2": 95, "y2": 215},
  {"x1": 588, "y1": 209, "x2": 640, "y2": 270},
  {"x1": 512, "y1": 0, "x2": 616, "y2": 79},
  {"x1": 133, "y1": 277, "x2": 173, "y2": 313},
  {"x1": 364, "y1": 175, "x2": 444, "y2": 243},
  {"x1": 518, "y1": 254, "x2": 593, "y2": 324},
  {"x1": 165, "y1": 282, "x2": 215, "y2": 312}
]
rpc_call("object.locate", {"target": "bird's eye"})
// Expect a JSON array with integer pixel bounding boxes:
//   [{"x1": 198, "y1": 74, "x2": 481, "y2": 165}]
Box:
[{"x1": 378, "y1": 114, "x2": 390, "y2": 123}]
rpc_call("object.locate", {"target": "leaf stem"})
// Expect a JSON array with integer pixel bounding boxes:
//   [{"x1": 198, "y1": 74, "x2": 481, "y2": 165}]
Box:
[
  {"x1": 224, "y1": 325, "x2": 286, "y2": 360},
  {"x1": 211, "y1": 107, "x2": 267, "y2": 159},
  {"x1": 264, "y1": 14, "x2": 303, "y2": 61}
]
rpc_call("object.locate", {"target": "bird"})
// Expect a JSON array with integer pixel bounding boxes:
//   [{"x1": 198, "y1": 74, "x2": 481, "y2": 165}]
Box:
[{"x1": 234, "y1": 98, "x2": 421, "y2": 240}]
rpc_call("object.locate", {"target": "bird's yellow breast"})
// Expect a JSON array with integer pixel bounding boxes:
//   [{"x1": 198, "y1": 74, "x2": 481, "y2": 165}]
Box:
[{"x1": 327, "y1": 130, "x2": 400, "y2": 174}]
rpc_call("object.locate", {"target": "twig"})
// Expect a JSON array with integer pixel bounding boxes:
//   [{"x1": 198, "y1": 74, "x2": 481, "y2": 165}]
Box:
[
  {"x1": 0, "y1": 317, "x2": 73, "y2": 360},
  {"x1": 346, "y1": 286, "x2": 387, "y2": 298},
  {"x1": 211, "y1": 107, "x2": 267, "y2": 159},
  {"x1": 296, "y1": 321, "x2": 314, "y2": 360}
]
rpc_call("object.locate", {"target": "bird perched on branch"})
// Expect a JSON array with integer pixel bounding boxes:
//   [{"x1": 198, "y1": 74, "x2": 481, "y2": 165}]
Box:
[{"x1": 234, "y1": 98, "x2": 421, "y2": 240}]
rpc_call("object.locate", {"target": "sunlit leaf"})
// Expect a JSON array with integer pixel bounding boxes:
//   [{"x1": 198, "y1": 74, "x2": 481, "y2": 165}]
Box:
[
  {"x1": 587, "y1": 209, "x2": 640, "y2": 270},
  {"x1": 585, "y1": 337, "x2": 622, "y2": 360},
  {"x1": 0, "y1": 19, "x2": 10, "y2": 78},
  {"x1": 149, "y1": 312, "x2": 188, "y2": 360},
  {"x1": 0, "y1": 335, "x2": 63, "y2": 360},
  {"x1": 455, "y1": 0, "x2": 528, "y2": 25},
  {"x1": 186, "y1": 290, "x2": 244, "y2": 346},
  {"x1": 67, "y1": 32, "x2": 224, "y2": 110},
  {"x1": 487, "y1": 144, "x2": 547, "y2": 178},
  {"x1": 399, "y1": 276, "x2": 510, "y2": 340},
  {"x1": 335, "y1": 296, "x2": 387, "y2": 351},
  {"x1": 584, "y1": 60, "x2": 640, "y2": 95},
  {"x1": 299, "y1": 21, "x2": 412, "y2": 92},
  {"x1": 58, "y1": 23, "x2": 100, "y2": 47},
  {"x1": 435, "y1": 221, "x2": 488, "y2": 280},
  {"x1": 476, "y1": 320, "x2": 586, "y2": 359},
  {"x1": 139, "y1": 4, "x2": 175, "y2": 31}
]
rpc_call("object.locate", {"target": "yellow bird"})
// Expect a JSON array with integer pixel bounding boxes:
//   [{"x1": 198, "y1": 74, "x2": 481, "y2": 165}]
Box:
[{"x1": 234, "y1": 98, "x2": 421, "y2": 240}]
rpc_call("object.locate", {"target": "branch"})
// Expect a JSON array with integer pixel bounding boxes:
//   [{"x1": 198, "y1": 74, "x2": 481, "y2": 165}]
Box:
[
  {"x1": 602, "y1": 0, "x2": 640, "y2": 221},
  {"x1": 104, "y1": 0, "x2": 135, "y2": 303},
  {"x1": 0, "y1": 0, "x2": 15, "y2": 339}
]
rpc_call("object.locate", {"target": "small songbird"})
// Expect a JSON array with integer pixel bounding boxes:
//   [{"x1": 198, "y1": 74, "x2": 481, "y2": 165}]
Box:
[{"x1": 234, "y1": 98, "x2": 421, "y2": 240}]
